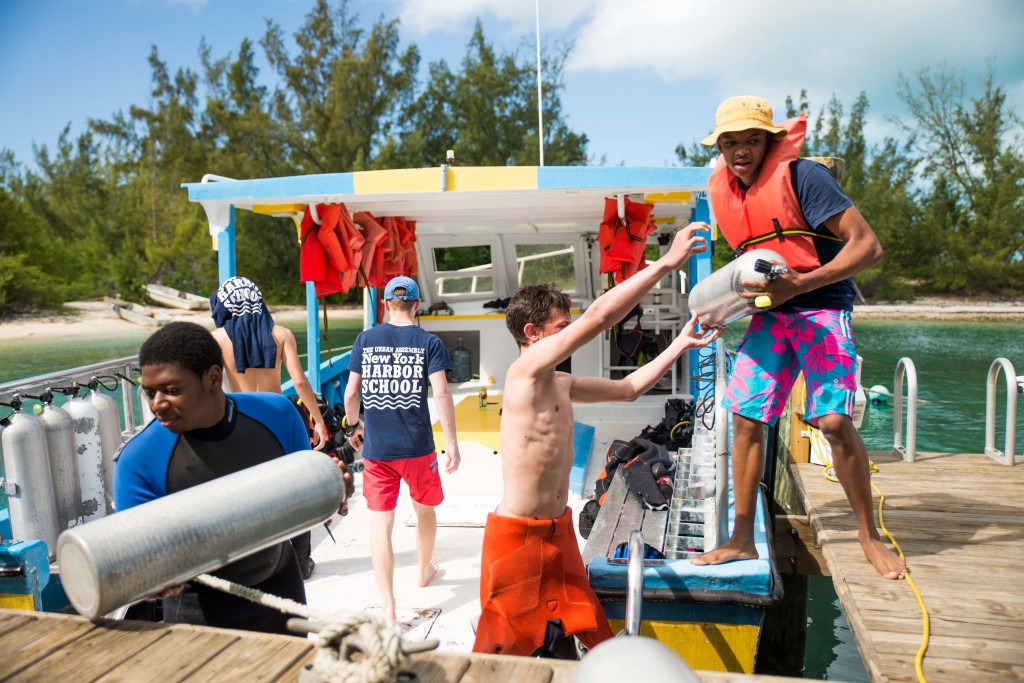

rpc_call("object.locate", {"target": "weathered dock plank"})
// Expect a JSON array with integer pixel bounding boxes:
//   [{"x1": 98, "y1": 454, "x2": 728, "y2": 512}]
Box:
[
  {"x1": 0, "y1": 608, "x2": 813, "y2": 682},
  {"x1": 791, "y1": 450, "x2": 1024, "y2": 683}
]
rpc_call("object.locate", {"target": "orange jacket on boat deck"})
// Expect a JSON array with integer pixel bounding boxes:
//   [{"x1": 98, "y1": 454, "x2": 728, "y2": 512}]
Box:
[
  {"x1": 598, "y1": 196, "x2": 655, "y2": 284},
  {"x1": 708, "y1": 114, "x2": 839, "y2": 273},
  {"x1": 353, "y1": 211, "x2": 387, "y2": 288}
]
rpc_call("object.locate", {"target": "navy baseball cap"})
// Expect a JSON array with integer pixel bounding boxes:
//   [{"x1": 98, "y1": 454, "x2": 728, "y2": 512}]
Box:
[{"x1": 383, "y1": 276, "x2": 420, "y2": 301}]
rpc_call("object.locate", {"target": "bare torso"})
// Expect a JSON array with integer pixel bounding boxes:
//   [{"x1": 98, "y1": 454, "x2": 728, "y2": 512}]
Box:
[
  {"x1": 497, "y1": 366, "x2": 575, "y2": 519},
  {"x1": 213, "y1": 326, "x2": 287, "y2": 393}
]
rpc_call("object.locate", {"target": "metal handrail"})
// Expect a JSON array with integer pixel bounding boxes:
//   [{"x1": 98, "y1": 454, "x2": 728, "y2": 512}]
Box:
[
  {"x1": 984, "y1": 358, "x2": 1018, "y2": 466},
  {"x1": 624, "y1": 530, "x2": 644, "y2": 636},
  {"x1": 893, "y1": 357, "x2": 918, "y2": 462}
]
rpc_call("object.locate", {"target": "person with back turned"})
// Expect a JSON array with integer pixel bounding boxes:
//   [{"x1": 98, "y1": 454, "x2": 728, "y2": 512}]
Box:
[
  {"x1": 343, "y1": 275, "x2": 460, "y2": 622},
  {"x1": 114, "y1": 321, "x2": 315, "y2": 634},
  {"x1": 689, "y1": 96, "x2": 906, "y2": 580},
  {"x1": 210, "y1": 275, "x2": 353, "y2": 579},
  {"x1": 473, "y1": 227, "x2": 720, "y2": 658}
]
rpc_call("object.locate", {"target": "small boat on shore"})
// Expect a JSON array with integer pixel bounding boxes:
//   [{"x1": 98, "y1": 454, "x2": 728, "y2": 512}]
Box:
[
  {"x1": 109, "y1": 300, "x2": 172, "y2": 327},
  {"x1": 143, "y1": 284, "x2": 209, "y2": 310}
]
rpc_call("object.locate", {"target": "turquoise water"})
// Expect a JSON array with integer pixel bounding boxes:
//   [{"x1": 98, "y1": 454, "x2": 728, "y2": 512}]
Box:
[
  {"x1": 2, "y1": 318, "x2": 1021, "y2": 679},
  {"x1": 0, "y1": 319, "x2": 364, "y2": 386}
]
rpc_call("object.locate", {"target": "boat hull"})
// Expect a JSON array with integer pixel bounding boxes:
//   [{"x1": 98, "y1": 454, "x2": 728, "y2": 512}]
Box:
[{"x1": 144, "y1": 284, "x2": 209, "y2": 310}]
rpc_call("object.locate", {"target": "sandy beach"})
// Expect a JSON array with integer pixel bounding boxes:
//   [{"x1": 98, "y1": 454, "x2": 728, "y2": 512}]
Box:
[
  {"x1": 0, "y1": 302, "x2": 364, "y2": 342},
  {"x1": 0, "y1": 295, "x2": 1020, "y2": 343}
]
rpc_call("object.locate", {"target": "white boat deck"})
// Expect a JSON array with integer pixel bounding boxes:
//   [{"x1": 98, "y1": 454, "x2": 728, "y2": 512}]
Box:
[{"x1": 303, "y1": 385, "x2": 669, "y2": 651}]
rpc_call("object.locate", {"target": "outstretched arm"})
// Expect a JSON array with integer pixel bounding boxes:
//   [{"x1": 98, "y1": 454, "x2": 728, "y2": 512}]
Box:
[
  {"x1": 281, "y1": 328, "x2": 327, "y2": 450},
  {"x1": 569, "y1": 313, "x2": 720, "y2": 403},
  {"x1": 428, "y1": 370, "x2": 460, "y2": 473},
  {"x1": 519, "y1": 224, "x2": 711, "y2": 377}
]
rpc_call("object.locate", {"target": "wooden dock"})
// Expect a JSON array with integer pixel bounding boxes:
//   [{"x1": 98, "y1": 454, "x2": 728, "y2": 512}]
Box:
[
  {"x1": 791, "y1": 450, "x2": 1024, "y2": 683},
  {"x1": 0, "y1": 607, "x2": 812, "y2": 682}
]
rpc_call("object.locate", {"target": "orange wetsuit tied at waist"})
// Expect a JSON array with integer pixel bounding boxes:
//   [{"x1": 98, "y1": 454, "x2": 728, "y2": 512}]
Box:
[{"x1": 473, "y1": 507, "x2": 613, "y2": 656}]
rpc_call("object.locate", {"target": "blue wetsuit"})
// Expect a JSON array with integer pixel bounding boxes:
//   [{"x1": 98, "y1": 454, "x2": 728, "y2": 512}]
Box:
[{"x1": 114, "y1": 392, "x2": 310, "y2": 634}]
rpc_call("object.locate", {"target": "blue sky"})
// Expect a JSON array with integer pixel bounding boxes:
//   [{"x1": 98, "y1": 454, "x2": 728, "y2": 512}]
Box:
[{"x1": 2, "y1": 0, "x2": 1023, "y2": 173}]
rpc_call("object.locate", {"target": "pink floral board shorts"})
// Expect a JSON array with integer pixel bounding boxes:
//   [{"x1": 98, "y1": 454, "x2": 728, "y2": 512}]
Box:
[{"x1": 723, "y1": 309, "x2": 857, "y2": 427}]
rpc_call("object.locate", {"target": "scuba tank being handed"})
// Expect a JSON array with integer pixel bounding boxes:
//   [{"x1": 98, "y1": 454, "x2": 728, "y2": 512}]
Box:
[
  {"x1": 688, "y1": 249, "x2": 788, "y2": 328},
  {"x1": 0, "y1": 395, "x2": 61, "y2": 557}
]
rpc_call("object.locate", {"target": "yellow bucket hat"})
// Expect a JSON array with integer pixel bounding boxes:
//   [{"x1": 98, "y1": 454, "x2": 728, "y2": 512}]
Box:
[{"x1": 701, "y1": 96, "x2": 787, "y2": 146}]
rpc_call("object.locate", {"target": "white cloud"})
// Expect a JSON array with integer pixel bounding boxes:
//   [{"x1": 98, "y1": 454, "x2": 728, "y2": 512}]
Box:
[
  {"x1": 566, "y1": 0, "x2": 1024, "y2": 128},
  {"x1": 382, "y1": 0, "x2": 594, "y2": 37}
]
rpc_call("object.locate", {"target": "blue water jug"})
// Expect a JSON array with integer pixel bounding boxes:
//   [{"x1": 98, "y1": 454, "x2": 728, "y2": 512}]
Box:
[{"x1": 451, "y1": 337, "x2": 472, "y2": 383}]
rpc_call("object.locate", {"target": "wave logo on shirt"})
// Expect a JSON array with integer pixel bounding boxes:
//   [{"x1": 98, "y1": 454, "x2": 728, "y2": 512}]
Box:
[{"x1": 360, "y1": 345, "x2": 425, "y2": 410}]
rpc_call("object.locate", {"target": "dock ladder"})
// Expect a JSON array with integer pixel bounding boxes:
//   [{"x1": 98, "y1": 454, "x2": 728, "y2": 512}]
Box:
[
  {"x1": 893, "y1": 357, "x2": 918, "y2": 462},
  {"x1": 984, "y1": 357, "x2": 1019, "y2": 465}
]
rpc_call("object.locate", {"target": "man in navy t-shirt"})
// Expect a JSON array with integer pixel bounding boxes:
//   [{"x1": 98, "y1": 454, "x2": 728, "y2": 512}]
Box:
[
  {"x1": 344, "y1": 276, "x2": 461, "y2": 621},
  {"x1": 691, "y1": 96, "x2": 906, "y2": 581}
]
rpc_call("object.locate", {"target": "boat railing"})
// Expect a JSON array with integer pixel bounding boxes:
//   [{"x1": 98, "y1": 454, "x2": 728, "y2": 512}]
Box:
[
  {"x1": 984, "y1": 357, "x2": 1018, "y2": 466},
  {"x1": 0, "y1": 356, "x2": 145, "y2": 435},
  {"x1": 893, "y1": 357, "x2": 918, "y2": 462}
]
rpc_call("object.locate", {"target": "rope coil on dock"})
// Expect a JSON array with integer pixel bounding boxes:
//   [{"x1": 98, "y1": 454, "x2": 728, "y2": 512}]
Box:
[{"x1": 195, "y1": 572, "x2": 414, "y2": 683}]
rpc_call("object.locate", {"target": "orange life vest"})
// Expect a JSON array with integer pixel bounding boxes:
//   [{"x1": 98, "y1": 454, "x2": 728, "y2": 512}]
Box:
[{"x1": 708, "y1": 114, "x2": 840, "y2": 273}]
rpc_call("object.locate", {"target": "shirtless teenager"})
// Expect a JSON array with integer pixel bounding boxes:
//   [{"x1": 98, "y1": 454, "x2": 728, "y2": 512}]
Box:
[
  {"x1": 472, "y1": 225, "x2": 721, "y2": 658},
  {"x1": 211, "y1": 276, "x2": 328, "y2": 451},
  {"x1": 211, "y1": 276, "x2": 339, "y2": 579}
]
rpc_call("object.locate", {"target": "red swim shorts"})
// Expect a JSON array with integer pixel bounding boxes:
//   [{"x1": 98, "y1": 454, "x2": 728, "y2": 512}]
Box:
[{"x1": 362, "y1": 452, "x2": 443, "y2": 511}]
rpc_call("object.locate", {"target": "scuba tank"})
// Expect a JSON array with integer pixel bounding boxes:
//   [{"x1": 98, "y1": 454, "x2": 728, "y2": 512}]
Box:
[
  {"x1": 0, "y1": 395, "x2": 61, "y2": 558},
  {"x1": 87, "y1": 376, "x2": 124, "y2": 515},
  {"x1": 62, "y1": 383, "x2": 106, "y2": 523},
  {"x1": 451, "y1": 337, "x2": 472, "y2": 383},
  {"x1": 688, "y1": 249, "x2": 788, "y2": 328},
  {"x1": 24, "y1": 389, "x2": 83, "y2": 530}
]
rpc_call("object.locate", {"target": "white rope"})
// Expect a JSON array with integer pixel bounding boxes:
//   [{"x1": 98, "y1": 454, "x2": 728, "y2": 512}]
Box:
[{"x1": 194, "y1": 573, "x2": 408, "y2": 683}]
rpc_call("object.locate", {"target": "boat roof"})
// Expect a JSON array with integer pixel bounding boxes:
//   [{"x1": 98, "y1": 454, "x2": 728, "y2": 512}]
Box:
[{"x1": 182, "y1": 165, "x2": 713, "y2": 237}]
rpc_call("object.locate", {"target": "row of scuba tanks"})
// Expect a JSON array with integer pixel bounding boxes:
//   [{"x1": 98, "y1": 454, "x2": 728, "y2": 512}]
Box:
[{"x1": 0, "y1": 375, "x2": 147, "y2": 560}]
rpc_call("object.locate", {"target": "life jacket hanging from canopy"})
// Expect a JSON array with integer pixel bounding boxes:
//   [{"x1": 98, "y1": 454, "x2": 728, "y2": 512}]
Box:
[
  {"x1": 353, "y1": 211, "x2": 388, "y2": 287},
  {"x1": 707, "y1": 113, "x2": 842, "y2": 273},
  {"x1": 598, "y1": 196, "x2": 655, "y2": 284}
]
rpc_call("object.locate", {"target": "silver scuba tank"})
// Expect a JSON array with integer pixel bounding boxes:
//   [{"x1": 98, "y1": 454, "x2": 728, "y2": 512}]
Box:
[
  {"x1": 87, "y1": 377, "x2": 123, "y2": 515},
  {"x1": 63, "y1": 384, "x2": 106, "y2": 523},
  {"x1": 688, "y1": 249, "x2": 788, "y2": 328},
  {"x1": 57, "y1": 450, "x2": 346, "y2": 619},
  {"x1": 1, "y1": 397, "x2": 61, "y2": 557},
  {"x1": 31, "y1": 391, "x2": 84, "y2": 530}
]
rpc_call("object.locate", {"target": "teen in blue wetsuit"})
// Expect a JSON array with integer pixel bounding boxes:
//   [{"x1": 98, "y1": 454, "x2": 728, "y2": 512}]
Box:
[{"x1": 114, "y1": 321, "x2": 315, "y2": 635}]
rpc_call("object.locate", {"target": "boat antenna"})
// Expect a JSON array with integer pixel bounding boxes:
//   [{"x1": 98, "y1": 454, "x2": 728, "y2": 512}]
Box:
[{"x1": 535, "y1": 0, "x2": 545, "y2": 167}]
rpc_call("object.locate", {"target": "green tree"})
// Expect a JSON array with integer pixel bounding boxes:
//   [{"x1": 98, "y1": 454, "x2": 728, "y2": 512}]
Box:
[
  {"x1": 378, "y1": 21, "x2": 587, "y2": 168},
  {"x1": 896, "y1": 64, "x2": 1024, "y2": 294}
]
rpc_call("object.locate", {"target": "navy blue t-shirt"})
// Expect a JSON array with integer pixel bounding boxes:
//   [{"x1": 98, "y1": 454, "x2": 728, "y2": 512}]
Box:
[
  {"x1": 348, "y1": 323, "x2": 452, "y2": 460},
  {"x1": 775, "y1": 158, "x2": 856, "y2": 312}
]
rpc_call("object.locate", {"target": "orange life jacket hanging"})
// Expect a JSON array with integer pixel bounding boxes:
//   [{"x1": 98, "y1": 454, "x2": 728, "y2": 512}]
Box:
[
  {"x1": 708, "y1": 114, "x2": 839, "y2": 273},
  {"x1": 598, "y1": 196, "x2": 655, "y2": 284}
]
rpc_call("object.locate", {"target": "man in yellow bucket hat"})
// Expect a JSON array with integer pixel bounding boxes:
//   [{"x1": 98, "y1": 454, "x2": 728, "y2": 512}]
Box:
[{"x1": 691, "y1": 96, "x2": 907, "y2": 580}]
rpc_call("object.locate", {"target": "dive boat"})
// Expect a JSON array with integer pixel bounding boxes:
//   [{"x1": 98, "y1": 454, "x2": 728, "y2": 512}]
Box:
[
  {"x1": 143, "y1": 283, "x2": 210, "y2": 310},
  {"x1": 0, "y1": 164, "x2": 781, "y2": 674}
]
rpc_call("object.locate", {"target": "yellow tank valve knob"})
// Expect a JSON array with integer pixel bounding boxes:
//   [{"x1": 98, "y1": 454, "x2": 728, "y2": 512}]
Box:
[{"x1": 754, "y1": 295, "x2": 773, "y2": 309}]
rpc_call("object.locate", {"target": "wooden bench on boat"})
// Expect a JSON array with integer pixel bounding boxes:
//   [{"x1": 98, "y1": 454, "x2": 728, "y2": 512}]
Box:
[{"x1": 581, "y1": 458, "x2": 782, "y2": 673}]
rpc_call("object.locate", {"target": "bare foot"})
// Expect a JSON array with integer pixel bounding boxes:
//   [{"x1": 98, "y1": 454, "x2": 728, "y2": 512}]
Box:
[
  {"x1": 418, "y1": 559, "x2": 440, "y2": 587},
  {"x1": 381, "y1": 603, "x2": 396, "y2": 622},
  {"x1": 690, "y1": 539, "x2": 759, "y2": 566},
  {"x1": 862, "y1": 537, "x2": 907, "y2": 580}
]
